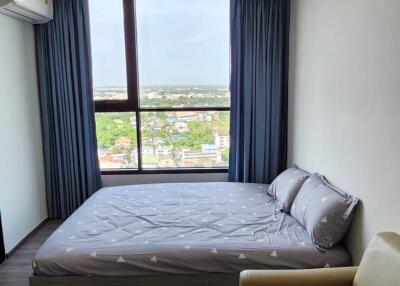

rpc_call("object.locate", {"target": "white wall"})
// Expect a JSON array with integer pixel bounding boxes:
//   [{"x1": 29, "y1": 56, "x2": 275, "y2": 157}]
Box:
[
  {"x1": 0, "y1": 14, "x2": 47, "y2": 252},
  {"x1": 289, "y1": 0, "x2": 400, "y2": 264},
  {"x1": 102, "y1": 173, "x2": 228, "y2": 187}
]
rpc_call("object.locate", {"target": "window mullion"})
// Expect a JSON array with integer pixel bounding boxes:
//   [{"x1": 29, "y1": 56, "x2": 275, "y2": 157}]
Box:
[
  {"x1": 135, "y1": 111, "x2": 143, "y2": 171},
  {"x1": 123, "y1": 0, "x2": 139, "y2": 111},
  {"x1": 123, "y1": 0, "x2": 142, "y2": 169}
]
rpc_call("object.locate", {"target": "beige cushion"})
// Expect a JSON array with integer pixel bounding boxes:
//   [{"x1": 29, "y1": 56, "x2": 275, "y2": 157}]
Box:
[
  {"x1": 353, "y1": 232, "x2": 400, "y2": 286},
  {"x1": 240, "y1": 267, "x2": 357, "y2": 286},
  {"x1": 239, "y1": 232, "x2": 400, "y2": 286}
]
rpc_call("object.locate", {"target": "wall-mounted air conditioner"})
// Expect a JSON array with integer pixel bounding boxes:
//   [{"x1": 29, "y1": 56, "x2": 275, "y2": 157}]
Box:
[{"x1": 0, "y1": 0, "x2": 53, "y2": 24}]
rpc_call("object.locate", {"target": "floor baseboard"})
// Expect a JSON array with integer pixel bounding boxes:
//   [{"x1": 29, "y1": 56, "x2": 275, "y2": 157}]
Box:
[{"x1": 5, "y1": 218, "x2": 49, "y2": 259}]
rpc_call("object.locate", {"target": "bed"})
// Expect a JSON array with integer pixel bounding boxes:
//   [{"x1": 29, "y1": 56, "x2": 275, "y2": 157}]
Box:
[{"x1": 30, "y1": 182, "x2": 351, "y2": 286}]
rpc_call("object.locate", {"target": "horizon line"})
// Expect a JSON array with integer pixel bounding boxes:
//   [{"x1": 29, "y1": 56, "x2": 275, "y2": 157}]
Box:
[{"x1": 93, "y1": 84, "x2": 229, "y2": 89}]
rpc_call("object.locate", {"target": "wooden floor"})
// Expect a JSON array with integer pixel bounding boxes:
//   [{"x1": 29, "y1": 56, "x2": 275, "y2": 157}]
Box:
[{"x1": 0, "y1": 220, "x2": 62, "y2": 286}]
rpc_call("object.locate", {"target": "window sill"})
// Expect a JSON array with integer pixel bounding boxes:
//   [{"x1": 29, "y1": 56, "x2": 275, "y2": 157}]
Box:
[{"x1": 101, "y1": 168, "x2": 229, "y2": 175}]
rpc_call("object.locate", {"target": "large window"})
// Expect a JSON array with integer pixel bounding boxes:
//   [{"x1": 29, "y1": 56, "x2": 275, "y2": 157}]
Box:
[{"x1": 89, "y1": 0, "x2": 230, "y2": 173}]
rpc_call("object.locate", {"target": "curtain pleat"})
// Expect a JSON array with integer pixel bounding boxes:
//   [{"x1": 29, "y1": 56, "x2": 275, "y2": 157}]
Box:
[
  {"x1": 229, "y1": 0, "x2": 290, "y2": 184},
  {"x1": 35, "y1": 0, "x2": 102, "y2": 219}
]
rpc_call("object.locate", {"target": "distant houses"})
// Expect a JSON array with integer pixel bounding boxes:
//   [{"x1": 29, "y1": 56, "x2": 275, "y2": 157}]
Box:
[
  {"x1": 155, "y1": 145, "x2": 173, "y2": 156},
  {"x1": 95, "y1": 86, "x2": 230, "y2": 169},
  {"x1": 115, "y1": 137, "x2": 131, "y2": 149},
  {"x1": 98, "y1": 131, "x2": 230, "y2": 169},
  {"x1": 174, "y1": 121, "x2": 188, "y2": 132},
  {"x1": 214, "y1": 132, "x2": 229, "y2": 149},
  {"x1": 142, "y1": 146, "x2": 154, "y2": 155}
]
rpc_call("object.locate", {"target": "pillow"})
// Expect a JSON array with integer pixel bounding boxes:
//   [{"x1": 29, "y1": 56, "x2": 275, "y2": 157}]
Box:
[
  {"x1": 267, "y1": 166, "x2": 310, "y2": 213},
  {"x1": 290, "y1": 174, "x2": 359, "y2": 248}
]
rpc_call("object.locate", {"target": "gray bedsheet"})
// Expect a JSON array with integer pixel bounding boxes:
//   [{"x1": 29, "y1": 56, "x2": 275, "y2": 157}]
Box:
[{"x1": 33, "y1": 182, "x2": 351, "y2": 276}]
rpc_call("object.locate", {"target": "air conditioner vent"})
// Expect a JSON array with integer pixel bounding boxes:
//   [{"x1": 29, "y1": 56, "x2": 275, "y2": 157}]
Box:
[{"x1": 0, "y1": 0, "x2": 53, "y2": 24}]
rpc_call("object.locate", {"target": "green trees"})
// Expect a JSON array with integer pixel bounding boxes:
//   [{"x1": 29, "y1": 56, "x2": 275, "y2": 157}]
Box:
[
  {"x1": 216, "y1": 112, "x2": 229, "y2": 135},
  {"x1": 186, "y1": 121, "x2": 214, "y2": 150},
  {"x1": 95, "y1": 113, "x2": 137, "y2": 148},
  {"x1": 222, "y1": 148, "x2": 229, "y2": 161}
]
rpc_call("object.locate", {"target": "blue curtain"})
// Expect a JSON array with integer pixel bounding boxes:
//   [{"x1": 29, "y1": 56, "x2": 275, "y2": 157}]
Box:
[
  {"x1": 35, "y1": 0, "x2": 102, "y2": 219},
  {"x1": 229, "y1": 0, "x2": 290, "y2": 184}
]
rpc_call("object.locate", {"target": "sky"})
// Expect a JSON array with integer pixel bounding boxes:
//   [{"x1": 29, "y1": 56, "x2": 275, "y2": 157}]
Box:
[{"x1": 89, "y1": 0, "x2": 230, "y2": 88}]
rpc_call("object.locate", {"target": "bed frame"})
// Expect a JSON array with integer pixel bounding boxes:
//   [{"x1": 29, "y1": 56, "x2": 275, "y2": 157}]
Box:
[{"x1": 29, "y1": 273, "x2": 239, "y2": 286}]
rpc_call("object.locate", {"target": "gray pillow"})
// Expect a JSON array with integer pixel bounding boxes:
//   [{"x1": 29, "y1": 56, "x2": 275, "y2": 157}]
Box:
[
  {"x1": 267, "y1": 166, "x2": 310, "y2": 213},
  {"x1": 290, "y1": 174, "x2": 359, "y2": 248}
]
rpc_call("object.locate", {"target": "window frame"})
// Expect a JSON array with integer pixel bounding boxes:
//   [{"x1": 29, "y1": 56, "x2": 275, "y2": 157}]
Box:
[{"x1": 94, "y1": 0, "x2": 230, "y2": 175}]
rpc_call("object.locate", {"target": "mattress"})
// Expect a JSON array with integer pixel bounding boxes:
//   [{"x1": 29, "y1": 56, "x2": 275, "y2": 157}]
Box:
[{"x1": 33, "y1": 182, "x2": 351, "y2": 276}]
